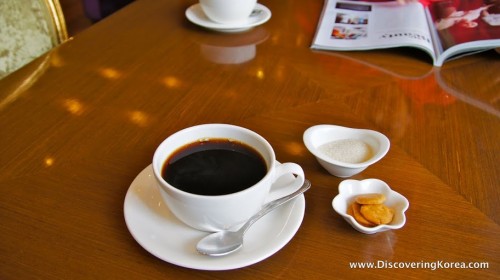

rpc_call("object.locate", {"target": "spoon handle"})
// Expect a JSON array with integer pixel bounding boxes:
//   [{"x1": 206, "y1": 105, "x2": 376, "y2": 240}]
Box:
[{"x1": 238, "y1": 179, "x2": 311, "y2": 234}]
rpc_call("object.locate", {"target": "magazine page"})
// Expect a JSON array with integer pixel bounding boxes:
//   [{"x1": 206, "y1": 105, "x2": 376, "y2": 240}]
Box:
[
  {"x1": 426, "y1": 0, "x2": 500, "y2": 66},
  {"x1": 311, "y1": 0, "x2": 436, "y2": 60}
]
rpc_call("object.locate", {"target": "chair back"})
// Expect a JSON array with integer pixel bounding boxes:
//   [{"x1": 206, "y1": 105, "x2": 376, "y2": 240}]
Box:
[{"x1": 0, "y1": 0, "x2": 68, "y2": 79}]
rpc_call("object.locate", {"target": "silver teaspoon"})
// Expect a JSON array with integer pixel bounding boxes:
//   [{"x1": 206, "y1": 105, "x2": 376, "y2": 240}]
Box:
[{"x1": 196, "y1": 179, "x2": 311, "y2": 256}]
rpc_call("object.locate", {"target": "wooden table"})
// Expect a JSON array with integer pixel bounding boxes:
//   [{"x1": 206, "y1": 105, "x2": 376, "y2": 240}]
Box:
[{"x1": 1, "y1": 0, "x2": 498, "y2": 279}]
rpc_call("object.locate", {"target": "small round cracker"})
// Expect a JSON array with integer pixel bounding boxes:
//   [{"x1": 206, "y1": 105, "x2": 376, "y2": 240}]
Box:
[
  {"x1": 360, "y1": 204, "x2": 394, "y2": 225},
  {"x1": 355, "y1": 193, "x2": 386, "y2": 205},
  {"x1": 347, "y1": 203, "x2": 354, "y2": 216},
  {"x1": 350, "y1": 202, "x2": 377, "y2": 227}
]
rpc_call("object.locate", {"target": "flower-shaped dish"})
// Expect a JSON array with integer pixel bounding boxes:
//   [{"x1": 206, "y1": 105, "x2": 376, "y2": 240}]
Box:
[
  {"x1": 332, "y1": 179, "x2": 409, "y2": 234},
  {"x1": 303, "y1": 125, "x2": 390, "y2": 178}
]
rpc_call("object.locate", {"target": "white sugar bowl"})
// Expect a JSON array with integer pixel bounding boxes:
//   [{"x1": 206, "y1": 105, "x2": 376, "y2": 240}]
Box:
[{"x1": 303, "y1": 125, "x2": 390, "y2": 177}]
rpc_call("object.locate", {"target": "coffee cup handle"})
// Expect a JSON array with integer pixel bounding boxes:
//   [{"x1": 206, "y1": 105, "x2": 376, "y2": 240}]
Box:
[{"x1": 266, "y1": 162, "x2": 305, "y2": 202}]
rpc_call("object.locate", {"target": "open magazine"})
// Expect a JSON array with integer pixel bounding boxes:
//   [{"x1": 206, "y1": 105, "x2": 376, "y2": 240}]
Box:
[{"x1": 311, "y1": 0, "x2": 500, "y2": 66}]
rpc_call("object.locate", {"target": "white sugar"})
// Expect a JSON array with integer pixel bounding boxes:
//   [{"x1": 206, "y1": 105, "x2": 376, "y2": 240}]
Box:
[{"x1": 318, "y1": 139, "x2": 374, "y2": 164}]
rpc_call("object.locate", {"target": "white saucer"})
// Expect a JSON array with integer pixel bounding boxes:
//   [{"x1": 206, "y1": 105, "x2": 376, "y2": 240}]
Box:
[
  {"x1": 124, "y1": 165, "x2": 305, "y2": 270},
  {"x1": 185, "y1": 3, "x2": 271, "y2": 32}
]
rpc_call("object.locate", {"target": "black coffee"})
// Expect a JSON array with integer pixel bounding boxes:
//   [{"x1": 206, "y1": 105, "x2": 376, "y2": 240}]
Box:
[{"x1": 162, "y1": 138, "x2": 267, "y2": 196}]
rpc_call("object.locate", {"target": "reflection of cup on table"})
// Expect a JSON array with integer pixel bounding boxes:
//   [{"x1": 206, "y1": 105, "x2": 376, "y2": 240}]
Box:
[
  {"x1": 152, "y1": 124, "x2": 305, "y2": 232},
  {"x1": 201, "y1": 44, "x2": 256, "y2": 64},
  {"x1": 194, "y1": 27, "x2": 269, "y2": 64},
  {"x1": 199, "y1": 0, "x2": 257, "y2": 24}
]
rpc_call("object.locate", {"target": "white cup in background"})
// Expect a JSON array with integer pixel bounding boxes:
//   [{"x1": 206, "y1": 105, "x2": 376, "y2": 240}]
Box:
[{"x1": 199, "y1": 0, "x2": 257, "y2": 25}]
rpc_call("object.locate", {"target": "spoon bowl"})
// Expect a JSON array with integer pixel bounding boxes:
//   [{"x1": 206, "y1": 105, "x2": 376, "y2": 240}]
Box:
[
  {"x1": 196, "y1": 180, "x2": 311, "y2": 256},
  {"x1": 196, "y1": 230, "x2": 244, "y2": 257}
]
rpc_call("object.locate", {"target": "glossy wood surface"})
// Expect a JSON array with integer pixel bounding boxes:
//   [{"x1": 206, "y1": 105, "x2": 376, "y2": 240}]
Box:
[{"x1": 0, "y1": 0, "x2": 498, "y2": 279}]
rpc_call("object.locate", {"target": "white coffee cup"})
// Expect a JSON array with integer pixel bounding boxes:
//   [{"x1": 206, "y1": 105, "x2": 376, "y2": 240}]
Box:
[
  {"x1": 152, "y1": 124, "x2": 305, "y2": 232},
  {"x1": 199, "y1": 0, "x2": 257, "y2": 25}
]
